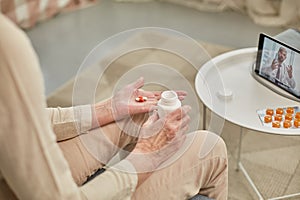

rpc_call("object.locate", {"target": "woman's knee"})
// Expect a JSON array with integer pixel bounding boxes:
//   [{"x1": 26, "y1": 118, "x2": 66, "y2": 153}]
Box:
[{"x1": 193, "y1": 130, "x2": 227, "y2": 160}]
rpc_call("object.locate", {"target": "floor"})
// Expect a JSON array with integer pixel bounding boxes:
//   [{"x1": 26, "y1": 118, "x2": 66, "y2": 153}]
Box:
[
  {"x1": 25, "y1": 1, "x2": 300, "y2": 200},
  {"x1": 25, "y1": 0, "x2": 284, "y2": 96}
]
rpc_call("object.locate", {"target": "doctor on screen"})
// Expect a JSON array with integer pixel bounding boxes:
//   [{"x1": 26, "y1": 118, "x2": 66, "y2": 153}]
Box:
[{"x1": 263, "y1": 47, "x2": 296, "y2": 89}]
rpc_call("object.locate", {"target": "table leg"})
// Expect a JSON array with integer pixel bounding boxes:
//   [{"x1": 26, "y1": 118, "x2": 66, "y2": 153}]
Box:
[
  {"x1": 268, "y1": 193, "x2": 300, "y2": 200},
  {"x1": 236, "y1": 127, "x2": 264, "y2": 200},
  {"x1": 236, "y1": 127, "x2": 243, "y2": 171},
  {"x1": 202, "y1": 104, "x2": 206, "y2": 130},
  {"x1": 239, "y1": 162, "x2": 264, "y2": 200}
]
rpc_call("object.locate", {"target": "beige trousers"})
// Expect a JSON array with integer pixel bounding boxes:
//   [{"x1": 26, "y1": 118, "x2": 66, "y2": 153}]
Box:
[
  {"x1": 0, "y1": 13, "x2": 228, "y2": 200},
  {"x1": 58, "y1": 113, "x2": 229, "y2": 199}
]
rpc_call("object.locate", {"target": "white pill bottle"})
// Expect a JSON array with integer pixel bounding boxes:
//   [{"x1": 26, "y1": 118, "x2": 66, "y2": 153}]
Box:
[{"x1": 157, "y1": 90, "x2": 181, "y2": 118}]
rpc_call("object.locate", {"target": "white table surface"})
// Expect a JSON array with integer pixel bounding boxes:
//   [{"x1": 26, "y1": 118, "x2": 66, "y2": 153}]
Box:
[{"x1": 195, "y1": 47, "x2": 300, "y2": 135}]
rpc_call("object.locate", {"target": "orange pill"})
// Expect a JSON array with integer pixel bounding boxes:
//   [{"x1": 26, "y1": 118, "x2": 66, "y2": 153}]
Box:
[
  {"x1": 276, "y1": 108, "x2": 284, "y2": 115},
  {"x1": 285, "y1": 113, "x2": 293, "y2": 121},
  {"x1": 264, "y1": 115, "x2": 272, "y2": 123},
  {"x1": 266, "y1": 109, "x2": 274, "y2": 116},
  {"x1": 295, "y1": 112, "x2": 300, "y2": 120},
  {"x1": 274, "y1": 114, "x2": 283, "y2": 121},
  {"x1": 272, "y1": 121, "x2": 281, "y2": 128},
  {"x1": 283, "y1": 120, "x2": 292, "y2": 128},
  {"x1": 286, "y1": 107, "x2": 294, "y2": 114},
  {"x1": 294, "y1": 119, "x2": 300, "y2": 128}
]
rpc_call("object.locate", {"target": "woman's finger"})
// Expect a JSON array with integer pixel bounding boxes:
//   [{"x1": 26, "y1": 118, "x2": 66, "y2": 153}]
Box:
[
  {"x1": 138, "y1": 89, "x2": 156, "y2": 98},
  {"x1": 168, "y1": 105, "x2": 191, "y2": 121},
  {"x1": 131, "y1": 77, "x2": 144, "y2": 89},
  {"x1": 165, "y1": 116, "x2": 190, "y2": 141},
  {"x1": 130, "y1": 100, "x2": 158, "y2": 114},
  {"x1": 147, "y1": 110, "x2": 159, "y2": 124},
  {"x1": 158, "y1": 131, "x2": 186, "y2": 156},
  {"x1": 147, "y1": 90, "x2": 187, "y2": 101},
  {"x1": 179, "y1": 115, "x2": 191, "y2": 129},
  {"x1": 173, "y1": 90, "x2": 187, "y2": 101},
  {"x1": 179, "y1": 124, "x2": 189, "y2": 136}
]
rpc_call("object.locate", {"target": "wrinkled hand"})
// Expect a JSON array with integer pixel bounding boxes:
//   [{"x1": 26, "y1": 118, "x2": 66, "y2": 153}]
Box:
[
  {"x1": 127, "y1": 105, "x2": 191, "y2": 173},
  {"x1": 111, "y1": 77, "x2": 187, "y2": 120}
]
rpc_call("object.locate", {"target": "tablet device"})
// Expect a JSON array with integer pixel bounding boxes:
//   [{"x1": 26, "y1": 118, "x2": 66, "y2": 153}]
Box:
[{"x1": 255, "y1": 33, "x2": 300, "y2": 99}]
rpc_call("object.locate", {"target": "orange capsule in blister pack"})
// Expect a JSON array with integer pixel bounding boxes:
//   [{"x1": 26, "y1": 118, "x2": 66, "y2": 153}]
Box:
[
  {"x1": 286, "y1": 107, "x2": 294, "y2": 114},
  {"x1": 264, "y1": 115, "x2": 272, "y2": 123},
  {"x1": 276, "y1": 108, "x2": 284, "y2": 115},
  {"x1": 266, "y1": 109, "x2": 274, "y2": 116},
  {"x1": 274, "y1": 114, "x2": 283, "y2": 121},
  {"x1": 272, "y1": 121, "x2": 281, "y2": 128},
  {"x1": 295, "y1": 112, "x2": 300, "y2": 120},
  {"x1": 285, "y1": 113, "x2": 293, "y2": 121},
  {"x1": 283, "y1": 120, "x2": 292, "y2": 128},
  {"x1": 294, "y1": 119, "x2": 300, "y2": 128}
]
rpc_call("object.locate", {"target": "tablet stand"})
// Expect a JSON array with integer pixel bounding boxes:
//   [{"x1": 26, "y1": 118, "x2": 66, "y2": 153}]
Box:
[
  {"x1": 251, "y1": 62, "x2": 300, "y2": 102},
  {"x1": 252, "y1": 29, "x2": 300, "y2": 103}
]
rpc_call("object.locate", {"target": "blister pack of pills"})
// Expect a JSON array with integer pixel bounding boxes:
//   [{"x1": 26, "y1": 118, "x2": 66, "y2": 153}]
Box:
[{"x1": 257, "y1": 106, "x2": 300, "y2": 129}]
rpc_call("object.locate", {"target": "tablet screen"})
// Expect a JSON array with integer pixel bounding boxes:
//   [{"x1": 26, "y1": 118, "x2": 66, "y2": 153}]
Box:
[{"x1": 255, "y1": 33, "x2": 300, "y2": 99}]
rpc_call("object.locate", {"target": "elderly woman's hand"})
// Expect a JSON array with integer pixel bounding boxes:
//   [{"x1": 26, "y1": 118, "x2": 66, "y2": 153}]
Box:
[
  {"x1": 93, "y1": 77, "x2": 187, "y2": 127},
  {"x1": 110, "y1": 77, "x2": 187, "y2": 120},
  {"x1": 110, "y1": 77, "x2": 158, "y2": 120},
  {"x1": 126, "y1": 105, "x2": 191, "y2": 185}
]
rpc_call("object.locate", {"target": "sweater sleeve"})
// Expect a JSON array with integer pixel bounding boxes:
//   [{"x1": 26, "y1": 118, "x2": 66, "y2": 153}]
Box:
[
  {"x1": 46, "y1": 105, "x2": 93, "y2": 141},
  {"x1": 0, "y1": 13, "x2": 138, "y2": 200},
  {"x1": 81, "y1": 160, "x2": 138, "y2": 200}
]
